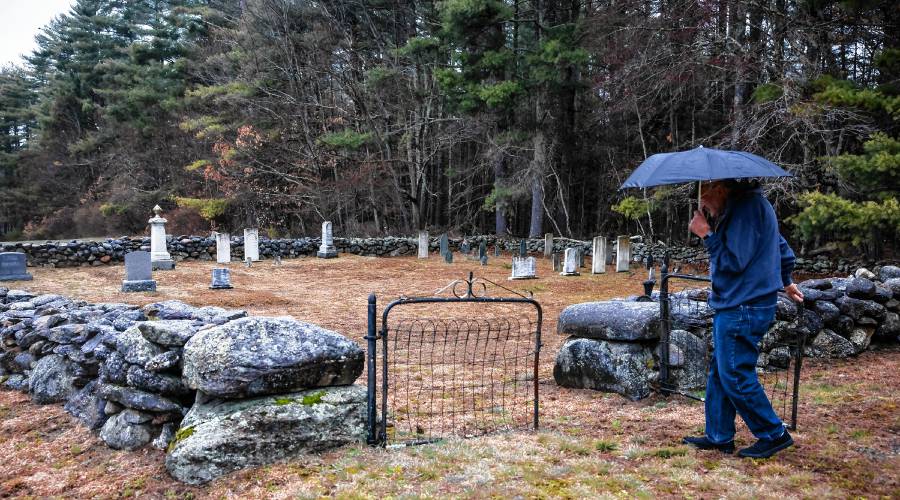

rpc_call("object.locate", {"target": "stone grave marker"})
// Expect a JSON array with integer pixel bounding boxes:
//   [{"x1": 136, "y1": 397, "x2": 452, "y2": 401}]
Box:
[
  {"x1": 244, "y1": 228, "x2": 260, "y2": 261},
  {"x1": 149, "y1": 205, "x2": 175, "y2": 270},
  {"x1": 216, "y1": 232, "x2": 231, "y2": 264},
  {"x1": 244, "y1": 256, "x2": 252, "y2": 268},
  {"x1": 509, "y1": 256, "x2": 537, "y2": 280},
  {"x1": 0, "y1": 252, "x2": 32, "y2": 282},
  {"x1": 494, "y1": 245, "x2": 500, "y2": 257},
  {"x1": 210, "y1": 268, "x2": 233, "y2": 289},
  {"x1": 418, "y1": 231, "x2": 429, "y2": 259},
  {"x1": 544, "y1": 233, "x2": 553, "y2": 258},
  {"x1": 317, "y1": 221, "x2": 338, "y2": 258},
  {"x1": 519, "y1": 240, "x2": 527, "y2": 258},
  {"x1": 121, "y1": 251, "x2": 156, "y2": 292},
  {"x1": 460, "y1": 239, "x2": 470, "y2": 254},
  {"x1": 274, "y1": 255, "x2": 282, "y2": 266},
  {"x1": 561, "y1": 248, "x2": 580, "y2": 276},
  {"x1": 616, "y1": 235, "x2": 632, "y2": 272},
  {"x1": 592, "y1": 236, "x2": 607, "y2": 274},
  {"x1": 480, "y1": 255, "x2": 488, "y2": 266},
  {"x1": 439, "y1": 233, "x2": 449, "y2": 258},
  {"x1": 479, "y1": 241, "x2": 487, "y2": 260},
  {"x1": 552, "y1": 253, "x2": 561, "y2": 272},
  {"x1": 577, "y1": 248, "x2": 585, "y2": 268},
  {"x1": 444, "y1": 251, "x2": 453, "y2": 264}
]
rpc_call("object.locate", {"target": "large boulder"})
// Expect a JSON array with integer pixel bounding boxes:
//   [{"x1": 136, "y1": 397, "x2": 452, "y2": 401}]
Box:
[
  {"x1": 808, "y1": 329, "x2": 856, "y2": 358},
  {"x1": 553, "y1": 337, "x2": 655, "y2": 400},
  {"x1": 165, "y1": 385, "x2": 366, "y2": 485},
  {"x1": 659, "y1": 330, "x2": 707, "y2": 391},
  {"x1": 556, "y1": 301, "x2": 660, "y2": 341},
  {"x1": 29, "y1": 354, "x2": 78, "y2": 404},
  {"x1": 182, "y1": 317, "x2": 364, "y2": 399},
  {"x1": 99, "y1": 409, "x2": 156, "y2": 450},
  {"x1": 138, "y1": 320, "x2": 199, "y2": 347},
  {"x1": 836, "y1": 296, "x2": 886, "y2": 322},
  {"x1": 64, "y1": 380, "x2": 109, "y2": 430},
  {"x1": 116, "y1": 326, "x2": 165, "y2": 366},
  {"x1": 879, "y1": 265, "x2": 900, "y2": 282},
  {"x1": 875, "y1": 312, "x2": 900, "y2": 340}
]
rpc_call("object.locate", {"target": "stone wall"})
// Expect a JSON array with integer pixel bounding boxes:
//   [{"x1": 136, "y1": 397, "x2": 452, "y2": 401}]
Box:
[
  {"x1": 0, "y1": 291, "x2": 366, "y2": 484},
  {"x1": 553, "y1": 266, "x2": 900, "y2": 400},
  {"x1": 1, "y1": 235, "x2": 878, "y2": 274}
]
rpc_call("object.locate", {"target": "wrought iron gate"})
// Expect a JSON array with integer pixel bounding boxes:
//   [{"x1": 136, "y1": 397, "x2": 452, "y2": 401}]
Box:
[
  {"x1": 656, "y1": 255, "x2": 807, "y2": 430},
  {"x1": 366, "y1": 273, "x2": 543, "y2": 446}
]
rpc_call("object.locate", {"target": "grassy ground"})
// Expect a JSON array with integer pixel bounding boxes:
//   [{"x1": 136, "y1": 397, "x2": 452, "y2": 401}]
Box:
[{"x1": 1, "y1": 255, "x2": 898, "y2": 498}]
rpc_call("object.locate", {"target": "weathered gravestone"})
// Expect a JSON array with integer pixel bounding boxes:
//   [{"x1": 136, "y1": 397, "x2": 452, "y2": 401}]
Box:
[
  {"x1": 592, "y1": 236, "x2": 607, "y2": 274},
  {"x1": 519, "y1": 240, "x2": 527, "y2": 258},
  {"x1": 0, "y1": 252, "x2": 32, "y2": 282},
  {"x1": 149, "y1": 205, "x2": 175, "y2": 270},
  {"x1": 561, "y1": 248, "x2": 580, "y2": 276},
  {"x1": 215, "y1": 232, "x2": 231, "y2": 264},
  {"x1": 577, "y1": 248, "x2": 585, "y2": 268},
  {"x1": 494, "y1": 245, "x2": 500, "y2": 257},
  {"x1": 444, "y1": 251, "x2": 453, "y2": 264},
  {"x1": 460, "y1": 240, "x2": 470, "y2": 254},
  {"x1": 439, "y1": 233, "x2": 449, "y2": 258},
  {"x1": 479, "y1": 241, "x2": 487, "y2": 260},
  {"x1": 210, "y1": 268, "x2": 233, "y2": 290},
  {"x1": 509, "y1": 256, "x2": 537, "y2": 280},
  {"x1": 317, "y1": 221, "x2": 338, "y2": 258},
  {"x1": 121, "y1": 251, "x2": 156, "y2": 292},
  {"x1": 616, "y1": 235, "x2": 631, "y2": 272},
  {"x1": 244, "y1": 228, "x2": 260, "y2": 261},
  {"x1": 544, "y1": 233, "x2": 553, "y2": 258},
  {"x1": 418, "y1": 231, "x2": 429, "y2": 259},
  {"x1": 552, "y1": 253, "x2": 562, "y2": 272}
]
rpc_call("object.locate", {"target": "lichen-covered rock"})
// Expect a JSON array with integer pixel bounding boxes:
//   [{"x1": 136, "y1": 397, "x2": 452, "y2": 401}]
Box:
[
  {"x1": 165, "y1": 385, "x2": 366, "y2": 484},
  {"x1": 137, "y1": 320, "x2": 199, "y2": 347},
  {"x1": 143, "y1": 300, "x2": 199, "y2": 320},
  {"x1": 116, "y1": 326, "x2": 165, "y2": 366},
  {"x1": 99, "y1": 350, "x2": 128, "y2": 385},
  {"x1": 849, "y1": 328, "x2": 874, "y2": 353},
  {"x1": 798, "y1": 278, "x2": 832, "y2": 290},
  {"x1": 879, "y1": 265, "x2": 900, "y2": 282},
  {"x1": 875, "y1": 312, "x2": 900, "y2": 340},
  {"x1": 126, "y1": 365, "x2": 191, "y2": 397},
  {"x1": 146, "y1": 350, "x2": 180, "y2": 372},
  {"x1": 662, "y1": 330, "x2": 707, "y2": 391},
  {"x1": 553, "y1": 337, "x2": 654, "y2": 400},
  {"x1": 808, "y1": 329, "x2": 856, "y2": 358},
  {"x1": 814, "y1": 301, "x2": 841, "y2": 324},
  {"x1": 775, "y1": 296, "x2": 798, "y2": 321},
  {"x1": 99, "y1": 410, "x2": 156, "y2": 450},
  {"x1": 182, "y1": 317, "x2": 364, "y2": 399},
  {"x1": 97, "y1": 383, "x2": 184, "y2": 413},
  {"x1": 883, "y1": 278, "x2": 900, "y2": 296},
  {"x1": 836, "y1": 296, "x2": 886, "y2": 322},
  {"x1": 29, "y1": 354, "x2": 77, "y2": 404},
  {"x1": 846, "y1": 278, "x2": 876, "y2": 299},
  {"x1": 64, "y1": 380, "x2": 109, "y2": 430},
  {"x1": 557, "y1": 301, "x2": 660, "y2": 341}
]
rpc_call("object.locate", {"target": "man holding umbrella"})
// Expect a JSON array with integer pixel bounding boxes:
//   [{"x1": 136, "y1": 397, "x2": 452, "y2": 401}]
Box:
[
  {"x1": 620, "y1": 146, "x2": 804, "y2": 458},
  {"x1": 683, "y1": 179, "x2": 804, "y2": 458}
]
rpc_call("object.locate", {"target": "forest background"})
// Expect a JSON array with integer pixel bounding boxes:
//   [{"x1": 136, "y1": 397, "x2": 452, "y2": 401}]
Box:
[{"x1": 0, "y1": 0, "x2": 897, "y2": 259}]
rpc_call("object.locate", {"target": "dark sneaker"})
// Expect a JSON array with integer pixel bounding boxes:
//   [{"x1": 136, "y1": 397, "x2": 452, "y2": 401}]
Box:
[
  {"x1": 682, "y1": 436, "x2": 735, "y2": 454},
  {"x1": 738, "y1": 430, "x2": 794, "y2": 459}
]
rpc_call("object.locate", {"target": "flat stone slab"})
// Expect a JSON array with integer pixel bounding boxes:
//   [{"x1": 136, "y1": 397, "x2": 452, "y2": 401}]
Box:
[
  {"x1": 166, "y1": 385, "x2": 366, "y2": 484},
  {"x1": 557, "y1": 301, "x2": 660, "y2": 341},
  {"x1": 553, "y1": 337, "x2": 654, "y2": 400},
  {"x1": 182, "y1": 316, "x2": 364, "y2": 399}
]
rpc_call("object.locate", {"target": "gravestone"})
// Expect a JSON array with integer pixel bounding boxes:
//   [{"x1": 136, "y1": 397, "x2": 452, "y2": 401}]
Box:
[
  {"x1": 561, "y1": 248, "x2": 580, "y2": 276},
  {"x1": 509, "y1": 256, "x2": 537, "y2": 280},
  {"x1": 244, "y1": 229, "x2": 260, "y2": 261},
  {"x1": 210, "y1": 268, "x2": 233, "y2": 289},
  {"x1": 121, "y1": 251, "x2": 156, "y2": 292},
  {"x1": 480, "y1": 255, "x2": 488, "y2": 266},
  {"x1": 418, "y1": 231, "x2": 429, "y2": 259},
  {"x1": 552, "y1": 253, "x2": 562, "y2": 272},
  {"x1": 519, "y1": 240, "x2": 527, "y2": 258},
  {"x1": 215, "y1": 232, "x2": 231, "y2": 264},
  {"x1": 444, "y1": 251, "x2": 453, "y2": 264},
  {"x1": 0, "y1": 253, "x2": 32, "y2": 282},
  {"x1": 439, "y1": 234, "x2": 449, "y2": 257},
  {"x1": 244, "y1": 257, "x2": 252, "y2": 268},
  {"x1": 577, "y1": 248, "x2": 585, "y2": 268},
  {"x1": 317, "y1": 221, "x2": 337, "y2": 258},
  {"x1": 460, "y1": 240, "x2": 470, "y2": 254},
  {"x1": 616, "y1": 235, "x2": 632, "y2": 272},
  {"x1": 149, "y1": 205, "x2": 175, "y2": 270},
  {"x1": 479, "y1": 241, "x2": 487, "y2": 260},
  {"x1": 592, "y1": 236, "x2": 607, "y2": 274},
  {"x1": 274, "y1": 255, "x2": 282, "y2": 266},
  {"x1": 544, "y1": 233, "x2": 553, "y2": 258},
  {"x1": 494, "y1": 245, "x2": 500, "y2": 257}
]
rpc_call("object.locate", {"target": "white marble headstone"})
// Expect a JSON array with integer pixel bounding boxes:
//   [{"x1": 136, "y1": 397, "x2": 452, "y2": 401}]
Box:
[
  {"x1": 616, "y1": 235, "x2": 631, "y2": 272},
  {"x1": 418, "y1": 231, "x2": 429, "y2": 259},
  {"x1": 561, "y1": 248, "x2": 580, "y2": 276},
  {"x1": 317, "y1": 221, "x2": 337, "y2": 258},
  {"x1": 509, "y1": 256, "x2": 537, "y2": 280},
  {"x1": 592, "y1": 236, "x2": 607, "y2": 274},
  {"x1": 544, "y1": 233, "x2": 553, "y2": 258},
  {"x1": 244, "y1": 228, "x2": 259, "y2": 261},
  {"x1": 216, "y1": 232, "x2": 231, "y2": 264},
  {"x1": 149, "y1": 205, "x2": 175, "y2": 270}
]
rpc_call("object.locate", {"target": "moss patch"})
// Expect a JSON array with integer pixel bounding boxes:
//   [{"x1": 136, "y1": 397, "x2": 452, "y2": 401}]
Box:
[
  {"x1": 273, "y1": 397, "x2": 296, "y2": 406},
  {"x1": 167, "y1": 425, "x2": 196, "y2": 453},
  {"x1": 301, "y1": 390, "x2": 327, "y2": 405}
]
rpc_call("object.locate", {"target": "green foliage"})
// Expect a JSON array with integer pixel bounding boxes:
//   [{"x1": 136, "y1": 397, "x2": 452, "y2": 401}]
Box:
[
  {"x1": 789, "y1": 192, "x2": 900, "y2": 246},
  {"x1": 167, "y1": 425, "x2": 195, "y2": 452},
  {"x1": 175, "y1": 197, "x2": 229, "y2": 221},
  {"x1": 814, "y1": 76, "x2": 900, "y2": 118},
  {"x1": 99, "y1": 203, "x2": 128, "y2": 217},
  {"x1": 826, "y1": 132, "x2": 900, "y2": 194},
  {"x1": 318, "y1": 130, "x2": 373, "y2": 150},
  {"x1": 483, "y1": 185, "x2": 516, "y2": 211},
  {"x1": 396, "y1": 37, "x2": 441, "y2": 58},
  {"x1": 476, "y1": 81, "x2": 522, "y2": 108},
  {"x1": 753, "y1": 83, "x2": 783, "y2": 103},
  {"x1": 185, "y1": 159, "x2": 212, "y2": 172},
  {"x1": 612, "y1": 196, "x2": 654, "y2": 221},
  {"x1": 365, "y1": 67, "x2": 399, "y2": 87}
]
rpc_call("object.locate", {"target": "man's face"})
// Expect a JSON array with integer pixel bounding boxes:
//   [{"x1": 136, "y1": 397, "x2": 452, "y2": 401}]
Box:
[{"x1": 700, "y1": 181, "x2": 729, "y2": 217}]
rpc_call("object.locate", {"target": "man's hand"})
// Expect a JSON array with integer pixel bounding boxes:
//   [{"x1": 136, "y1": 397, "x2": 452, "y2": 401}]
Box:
[
  {"x1": 784, "y1": 283, "x2": 804, "y2": 303},
  {"x1": 689, "y1": 210, "x2": 711, "y2": 239}
]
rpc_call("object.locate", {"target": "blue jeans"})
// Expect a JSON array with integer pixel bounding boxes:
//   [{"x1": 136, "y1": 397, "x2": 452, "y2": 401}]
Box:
[{"x1": 705, "y1": 303, "x2": 785, "y2": 443}]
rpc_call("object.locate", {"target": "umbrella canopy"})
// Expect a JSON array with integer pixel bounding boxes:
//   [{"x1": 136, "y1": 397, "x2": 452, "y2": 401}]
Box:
[{"x1": 619, "y1": 146, "x2": 791, "y2": 190}]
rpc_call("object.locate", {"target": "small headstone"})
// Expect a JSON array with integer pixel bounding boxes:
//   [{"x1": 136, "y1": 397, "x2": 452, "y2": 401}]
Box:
[
  {"x1": 418, "y1": 231, "x2": 429, "y2": 259},
  {"x1": 210, "y1": 268, "x2": 233, "y2": 289},
  {"x1": 561, "y1": 248, "x2": 580, "y2": 276},
  {"x1": 274, "y1": 255, "x2": 282, "y2": 266},
  {"x1": 215, "y1": 232, "x2": 231, "y2": 264},
  {"x1": 121, "y1": 251, "x2": 156, "y2": 292},
  {"x1": 244, "y1": 256, "x2": 252, "y2": 268},
  {"x1": 244, "y1": 229, "x2": 260, "y2": 261},
  {"x1": 480, "y1": 255, "x2": 488, "y2": 266},
  {"x1": 149, "y1": 205, "x2": 175, "y2": 271},
  {"x1": 544, "y1": 233, "x2": 553, "y2": 258},
  {"x1": 616, "y1": 235, "x2": 631, "y2": 272},
  {"x1": 494, "y1": 245, "x2": 500, "y2": 257},
  {"x1": 439, "y1": 234, "x2": 449, "y2": 257},
  {"x1": 460, "y1": 240, "x2": 470, "y2": 254},
  {"x1": 552, "y1": 253, "x2": 562, "y2": 272},
  {"x1": 519, "y1": 240, "x2": 527, "y2": 258},
  {"x1": 0, "y1": 252, "x2": 32, "y2": 282},
  {"x1": 317, "y1": 221, "x2": 338, "y2": 258},
  {"x1": 577, "y1": 248, "x2": 585, "y2": 268},
  {"x1": 592, "y1": 236, "x2": 607, "y2": 274},
  {"x1": 479, "y1": 241, "x2": 487, "y2": 260},
  {"x1": 444, "y1": 251, "x2": 453, "y2": 264},
  {"x1": 509, "y1": 256, "x2": 537, "y2": 280}
]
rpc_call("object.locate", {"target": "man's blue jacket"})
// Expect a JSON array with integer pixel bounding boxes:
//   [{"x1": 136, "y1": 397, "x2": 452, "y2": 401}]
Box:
[{"x1": 703, "y1": 188, "x2": 795, "y2": 310}]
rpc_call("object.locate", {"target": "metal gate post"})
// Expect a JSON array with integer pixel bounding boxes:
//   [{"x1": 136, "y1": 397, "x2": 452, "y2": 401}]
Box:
[
  {"x1": 365, "y1": 294, "x2": 378, "y2": 444},
  {"x1": 789, "y1": 329, "x2": 807, "y2": 430},
  {"x1": 659, "y1": 253, "x2": 671, "y2": 394}
]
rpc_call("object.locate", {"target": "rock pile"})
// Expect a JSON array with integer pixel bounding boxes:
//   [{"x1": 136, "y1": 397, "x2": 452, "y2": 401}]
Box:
[
  {"x1": 0, "y1": 292, "x2": 366, "y2": 484},
  {"x1": 553, "y1": 266, "x2": 900, "y2": 400}
]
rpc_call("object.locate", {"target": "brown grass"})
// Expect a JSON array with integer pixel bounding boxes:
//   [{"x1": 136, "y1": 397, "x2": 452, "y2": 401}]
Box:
[{"x1": 0, "y1": 255, "x2": 897, "y2": 498}]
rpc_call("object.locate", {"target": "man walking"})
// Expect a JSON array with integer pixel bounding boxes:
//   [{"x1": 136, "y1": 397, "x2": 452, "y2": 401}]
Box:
[{"x1": 683, "y1": 179, "x2": 804, "y2": 458}]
